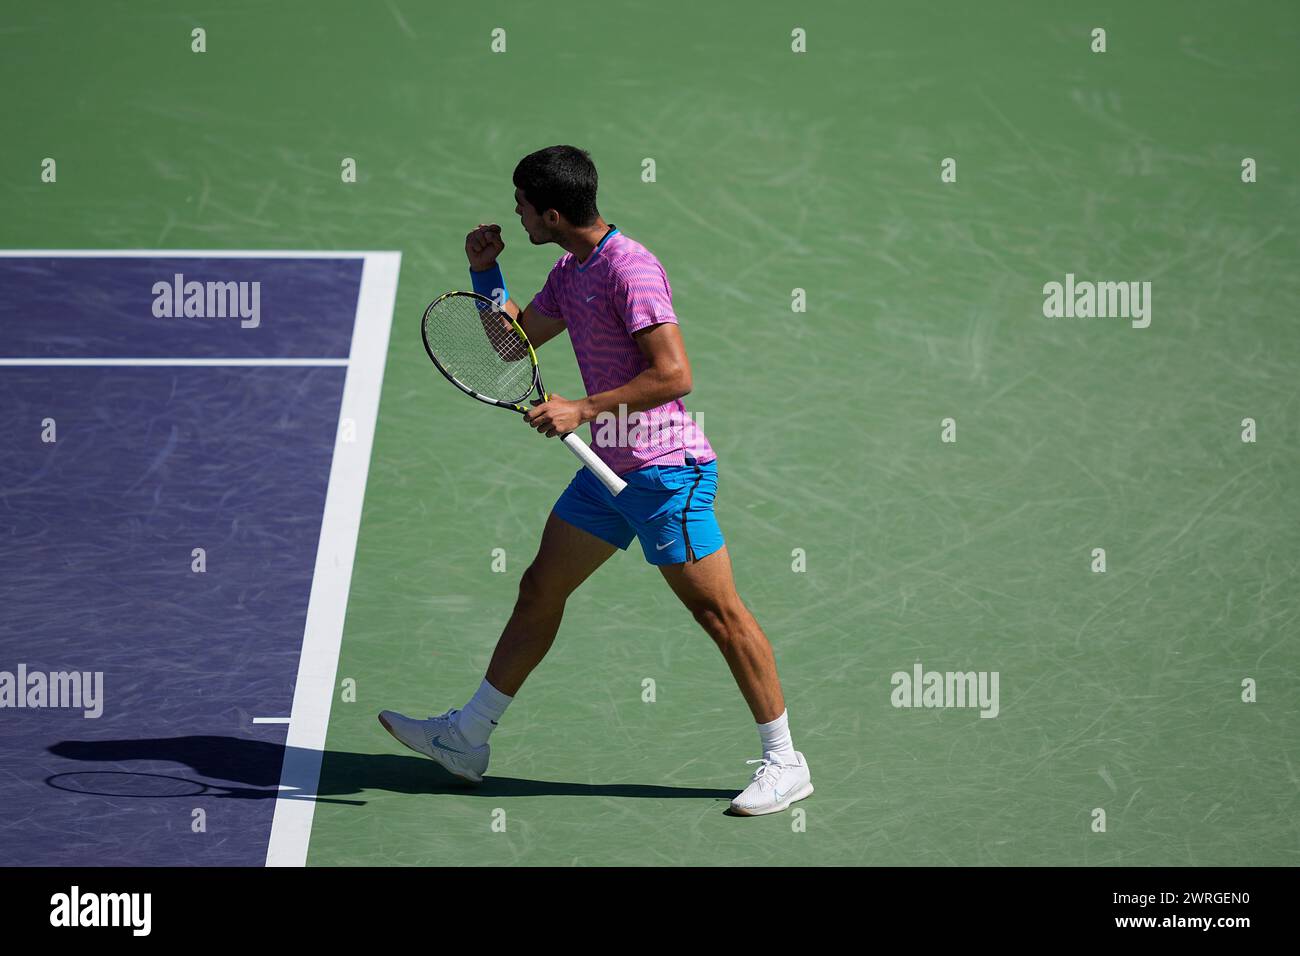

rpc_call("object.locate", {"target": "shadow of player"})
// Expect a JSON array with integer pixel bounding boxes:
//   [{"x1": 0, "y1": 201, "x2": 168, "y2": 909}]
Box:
[{"x1": 46, "y1": 735, "x2": 735, "y2": 805}]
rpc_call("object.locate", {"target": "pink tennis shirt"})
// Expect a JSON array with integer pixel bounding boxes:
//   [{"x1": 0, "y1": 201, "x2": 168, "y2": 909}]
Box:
[{"x1": 529, "y1": 226, "x2": 715, "y2": 476}]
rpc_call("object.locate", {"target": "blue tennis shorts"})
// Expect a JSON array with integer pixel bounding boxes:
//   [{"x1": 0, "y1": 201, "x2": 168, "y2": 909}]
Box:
[{"x1": 552, "y1": 457, "x2": 724, "y2": 565}]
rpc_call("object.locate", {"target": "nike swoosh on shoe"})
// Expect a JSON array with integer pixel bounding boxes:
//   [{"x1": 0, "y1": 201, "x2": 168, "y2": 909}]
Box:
[{"x1": 429, "y1": 735, "x2": 467, "y2": 755}]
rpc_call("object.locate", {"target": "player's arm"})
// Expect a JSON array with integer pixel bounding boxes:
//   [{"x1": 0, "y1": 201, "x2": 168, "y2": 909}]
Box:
[
  {"x1": 488, "y1": 298, "x2": 565, "y2": 350},
  {"x1": 581, "y1": 323, "x2": 692, "y2": 418},
  {"x1": 525, "y1": 323, "x2": 692, "y2": 437},
  {"x1": 466, "y1": 223, "x2": 566, "y2": 348},
  {"x1": 514, "y1": 301, "x2": 566, "y2": 348}
]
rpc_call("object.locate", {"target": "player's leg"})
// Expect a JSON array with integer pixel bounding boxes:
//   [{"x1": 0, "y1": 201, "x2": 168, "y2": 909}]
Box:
[
  {"x1": 658, "y1": 546, "x2": 813, "y2": 814},
  {"x1": 623, "y1": 460, "x2": 785, "y2": 724},
  {"x1": 625, "y1": 459, "x2": 812, "y2": 814},
  {"x1": 484, "y1": 510, "x2": 618, "y2": 696},
  {"x1": 657, "y1": 545, "x2": 783, "y2": 722},
  {"x1": 379, "y1": 467, "x2": 631, "y2": 783}
]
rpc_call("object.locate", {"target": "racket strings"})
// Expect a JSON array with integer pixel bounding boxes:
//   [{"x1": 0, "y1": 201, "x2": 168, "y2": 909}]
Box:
[{"x1": 424, "y1": 295, "x2": 535, "y2": 402}]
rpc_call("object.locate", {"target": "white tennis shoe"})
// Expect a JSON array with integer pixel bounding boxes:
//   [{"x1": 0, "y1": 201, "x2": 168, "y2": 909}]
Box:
[
  {"x1": 378, "y1": 708, "x2": 489, "y2": 783},
  {"x1": 730, "y1": 750, "x2": 813, "y2": 816}
]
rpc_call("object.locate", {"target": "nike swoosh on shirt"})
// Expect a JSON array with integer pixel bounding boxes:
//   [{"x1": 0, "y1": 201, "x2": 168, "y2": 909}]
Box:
[
  {"x1": 656, "y1": 540, "x2": 677, "y2": 551},
  {"x1": 586, "y1": 294, "x2": 598, "y2": 301}
]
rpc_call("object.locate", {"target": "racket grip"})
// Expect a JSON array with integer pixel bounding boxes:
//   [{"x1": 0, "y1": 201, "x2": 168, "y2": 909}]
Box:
[{"x1": 560, "y1": 432, "x2": 627, "y2": 496}]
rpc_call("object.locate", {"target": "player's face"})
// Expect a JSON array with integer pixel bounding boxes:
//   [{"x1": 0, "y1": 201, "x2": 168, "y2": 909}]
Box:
[{"x1": 514, "y1": 188, "x2": 557, "y2": 245}]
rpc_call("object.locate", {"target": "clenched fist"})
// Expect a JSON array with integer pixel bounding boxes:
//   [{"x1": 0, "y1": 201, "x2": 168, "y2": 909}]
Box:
[{"x1": 466, "y1": 223, "x2": 505, "y2": 271}]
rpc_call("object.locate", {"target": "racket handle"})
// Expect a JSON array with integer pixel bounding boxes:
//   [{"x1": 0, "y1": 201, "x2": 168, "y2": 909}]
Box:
[{"x1": 561, "y1": 432, "x2": 627, "y2": 496}]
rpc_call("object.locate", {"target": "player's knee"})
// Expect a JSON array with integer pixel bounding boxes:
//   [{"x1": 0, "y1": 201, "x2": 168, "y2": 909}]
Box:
[
  {"x1": 690, "y1": 599, "x2": 744, "y2": 646},
  {"x1": 516, "y1": 563, "x2": 564, "y2": 616}
]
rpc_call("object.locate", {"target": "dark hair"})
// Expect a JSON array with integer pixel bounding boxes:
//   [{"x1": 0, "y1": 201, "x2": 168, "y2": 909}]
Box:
[{"x1": 513, "y1": 145, "x2": 600, "y2": 227}]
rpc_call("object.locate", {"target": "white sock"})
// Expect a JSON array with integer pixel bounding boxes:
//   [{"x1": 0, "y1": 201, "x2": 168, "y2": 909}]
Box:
[
  {"x1": 454, "y1": 678, "x2": 513, "y2": 748},
  {"x1": 757, "y1": 709, "x2": 796, "y2": 762}
]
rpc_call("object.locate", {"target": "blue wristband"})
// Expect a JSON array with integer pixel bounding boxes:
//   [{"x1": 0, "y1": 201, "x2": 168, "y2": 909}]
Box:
[{"x1": 470, "y1": 262, "x2": 508, "y2": 304}]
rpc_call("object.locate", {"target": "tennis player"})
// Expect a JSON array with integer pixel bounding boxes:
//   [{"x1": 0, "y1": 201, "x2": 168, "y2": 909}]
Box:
[{"x1": 381, "y1": 145, "x2": 811, "y2": 815}]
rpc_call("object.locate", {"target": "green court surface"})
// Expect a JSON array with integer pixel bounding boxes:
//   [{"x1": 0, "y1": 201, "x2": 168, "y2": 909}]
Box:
[{"x1": 5, "y1": 1, "x2": 1297, "y2": 865}]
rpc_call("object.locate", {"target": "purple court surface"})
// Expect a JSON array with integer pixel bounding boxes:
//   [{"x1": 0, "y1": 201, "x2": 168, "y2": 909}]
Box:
[{"x1": 0, "y1": 252, "x2": 398, "y2": 866}]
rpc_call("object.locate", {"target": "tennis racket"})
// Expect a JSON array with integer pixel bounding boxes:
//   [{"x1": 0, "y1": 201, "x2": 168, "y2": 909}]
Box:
[{"x1": 420, "y1": 290, "x2": 627, "y2": 496}]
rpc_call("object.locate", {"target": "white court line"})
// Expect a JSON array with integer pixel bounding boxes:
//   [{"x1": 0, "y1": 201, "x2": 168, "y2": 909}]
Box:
[
  {"x1": 253, "y1": 717, "x2": 293, "y2": 725},
  {"x1": 265, "y1": 251, "x2": 400, "y2": 867},
  {"x1": 0, "y1": 358, "x2": 348, "y2": 367}
]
